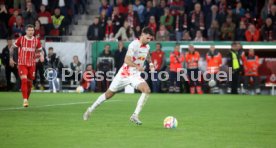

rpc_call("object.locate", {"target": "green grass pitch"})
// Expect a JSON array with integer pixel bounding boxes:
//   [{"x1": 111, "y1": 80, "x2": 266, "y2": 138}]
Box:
[{"x1": 0, "y1": 92, "x2": 276, "y2": 148}]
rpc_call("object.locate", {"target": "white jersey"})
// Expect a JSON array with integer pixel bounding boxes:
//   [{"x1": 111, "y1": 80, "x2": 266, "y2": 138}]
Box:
[
  {"x1": 109, "y1": 39, "x2": 150, "y2": 92},
  {"x1": 118, "y1": 39, "x2": 150, "y2": 77}
]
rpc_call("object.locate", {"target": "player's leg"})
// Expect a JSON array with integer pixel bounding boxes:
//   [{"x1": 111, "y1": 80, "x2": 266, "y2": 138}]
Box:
[
  {"x1": 18, "y1": 65, "x2": 29, "y2": 107},
  {"x1": 130, "y1": 81, "x2": 151, "y2": 125},
  {"x1": 83, "y1": 89, "x2": 115, "y2": 120},
  {"x1": 27, "y1": 66, "x2": 36, "y2": 99},
  {"x1": 83, "y1": 74, "x2": 126, "y2": 120}
]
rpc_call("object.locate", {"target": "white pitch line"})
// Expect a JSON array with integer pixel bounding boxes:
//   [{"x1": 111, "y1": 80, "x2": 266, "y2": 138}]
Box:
[{"x1": 0, "y1": 100, "x2": 121, "y2": 111}]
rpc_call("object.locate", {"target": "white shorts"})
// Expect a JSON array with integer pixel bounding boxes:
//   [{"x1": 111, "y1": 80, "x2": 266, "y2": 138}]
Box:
[{"x1": 109, "y1": 73, "x2": 146, "y2": 92}]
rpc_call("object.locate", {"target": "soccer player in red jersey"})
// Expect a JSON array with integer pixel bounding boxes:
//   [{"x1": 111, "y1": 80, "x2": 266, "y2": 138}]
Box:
[{"x1": 10, "y1": 24, "x2": 43, "y2": 107}]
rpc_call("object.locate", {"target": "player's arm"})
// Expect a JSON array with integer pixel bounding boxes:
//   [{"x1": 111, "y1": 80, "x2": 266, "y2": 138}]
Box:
[
  {"x1": 146, "y1": 52, "x2": 155, "y2": 71},
  {"x1": 124, "y1": 55, "x2": 144, "y2": 71},
  {"x1": 124, "y1": 43, "x2": 144, "y2": 71}
]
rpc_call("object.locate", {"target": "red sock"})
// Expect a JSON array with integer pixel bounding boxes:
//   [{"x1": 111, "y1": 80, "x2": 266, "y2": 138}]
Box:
[
  {"x1": 27, "y1": 80, "x2": 33, "y2": 99},
  {"x1": 21, "y1": 79, "x2": 28, "y2": 99}
]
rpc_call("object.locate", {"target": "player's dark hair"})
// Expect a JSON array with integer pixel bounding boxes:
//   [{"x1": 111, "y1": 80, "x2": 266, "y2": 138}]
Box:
[
  {"x1": 25, "y1": 24, "x2": 34, "y2": 30},
  {"x1": 142, "y1": 27, "x2": 154, "y2": 36},
  {"x1": 49, "y1": 47, "x2": 54, "y2": 50}
]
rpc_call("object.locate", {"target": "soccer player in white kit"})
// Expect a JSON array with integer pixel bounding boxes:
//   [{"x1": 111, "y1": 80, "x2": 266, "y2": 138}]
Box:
[{"x1": 83, "y1": 27, "x2": 155, "y2": 125}]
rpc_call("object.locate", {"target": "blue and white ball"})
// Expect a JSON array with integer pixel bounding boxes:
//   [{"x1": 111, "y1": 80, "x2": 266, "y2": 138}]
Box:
[{"x1": 163, "y1": 116, "x2": 178, "y2": 129}]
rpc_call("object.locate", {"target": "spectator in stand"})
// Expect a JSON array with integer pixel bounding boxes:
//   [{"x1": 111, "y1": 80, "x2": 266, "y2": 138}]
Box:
[
  {"x1": 125, "y1": 4, "x2": 140, "y2": 29},
  {"x1": 34, "y1": 20, "x2": 45, "y2": 39},
  {"x1": 143, "y1": 0, "x2": 156, "y2": 26},
  {"x1": 226, "y1": 5, "x2": 238, "y2": 26},
  {"x1": 38, "y1": 4, "x2": 52, "y2": 35},
  {"x1": 203, "y1": 0, "x2": 213, "y2": 15},
  {"x1": 182, "y1": 31, "x2": 192, "y2": 41},
  {"x1": 114, "y1": 20, "x2": 135, "y2": 41},
  {"x1": 194, "y1": 30, "x2": 205, "y2": 42},
  {"x1": 189, "y1": 3, "x2": 205, "y2": 38},
  {"x1": 208, "y1": 20, "x2": 220, "y2": 41},
  {"x1": 151, "y1": 42, "x2": 166, "y2": 93},
  {"x1": 22, "y1": 1, "x2": 37, "y2": 26},
  {"x1": 174, "y1": 8, "x2": 187, "y2": 41},
  {"x1": 221, "y1": 16, "x2": 236, "y2": 41},
  {"x1": 87, "y1": 17, "x2": 104, "y2": 40},
  {"x1": 105, "y1": 18, "x2": 114, "y2": 41},
  {"x1": 12, "y1": 15, "x2": 25, "y2": 38},
  {"x1": 8, "y1": 9, "x2": 20, "y2": 30},
  {"x1": 81, "y1": 64, "x2": 96, "y2": 92},
  {"x1": 99, "y1": 9, "x2": 108, "y2": 29},
  {"x1": 268, "y1": 5, "x2": 276, "y2": 25},
  {"x1": 156, "y1": 24, "x2": 170, "y2": 41},
  {"x1": 51, "y1": 7, "x2": 67, "y2": 35},
  {"x1": 169, "y1": 0, "x2": 184, "y2": 16},
  {"x1": 235, "y1": 21, "x2": 247, "y2": 41},
  {"x1": 240, "y1": 9, "x2": 255, "y2": 27},
  {"x1": 133, "y1": 0, "x2": 145, "y2": 25},
  {"x1": 70, "y1": 55, "x2": 82, "y2": 85},
  {"x1": 205, "y1": 4, "x2": 219, "y2": 30},
  {"x1": 112, "y1": 6, "x2": 124, "y2": 34},
  {"x1": 99, "y1": 0, "x2": 113, "y2": 17},
  {"x1": 245, "y1": 24, "x2": 260, "y2": 42},
  {"x1": 147, "y1": 15, "x2": 157, "y2": 35},
  {"x1": 160, "y1": 7, "x2": 174, "y2": 32},
  {"x1": 134, "y1": 25, "x2": 141, "y2": 38},
  {"x1": 0, "y1": 4, "x2": 8, "y2": 38},
  {"x1": 0, "y1": 3, "x2": 9, "y2": 28},
  {"x1": 232, "y1": 2, "x2": 245, "y2": 17},
  {"x1": 217, "y1": 0, "x2": 227, "y2": 14},
  {"x1": 241, "y1": 49, "x2": 261, "y2": 94},
  {"x1": 114, "y1": 41, "x2": 127, "y2": 73},
  {"x1": 116, "y1": 0, "x2": 128, "y2": 15},
  {"x1": 156, "y1": 0, "x2": 167, "y2": 20},
  {"x1": 260, "y1": 17, "x2": 276, "y2": 41},
  {"x1": 261, "y1": 0, "x2": 275, "y2": 21}
]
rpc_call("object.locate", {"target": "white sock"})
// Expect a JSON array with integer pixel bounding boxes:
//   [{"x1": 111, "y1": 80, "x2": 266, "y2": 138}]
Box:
[
  {"x1": 88, "y1": 93, "x2": 106, "y2": 112},
  {"x1": 134, "y1": 93, "x2": 149, "y2": 115}
]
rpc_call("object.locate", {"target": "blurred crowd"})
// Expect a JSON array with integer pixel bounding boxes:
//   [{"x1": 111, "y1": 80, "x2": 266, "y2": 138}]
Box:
[
  {"x1": 87, "y1": 0, "x2": 276, "y2": 41},
  {"x1": 0, "y1": 0, "x2": 88, "y2": 39}
]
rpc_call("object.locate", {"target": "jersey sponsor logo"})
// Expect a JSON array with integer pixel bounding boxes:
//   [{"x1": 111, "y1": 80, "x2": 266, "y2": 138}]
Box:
[{"x1": 22, "y1": 47, "x2": 35, "y2": 52}]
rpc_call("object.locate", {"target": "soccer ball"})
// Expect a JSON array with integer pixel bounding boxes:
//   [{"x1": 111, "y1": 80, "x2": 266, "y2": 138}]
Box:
[
  {"x1": 208, "y1": 79, "x2": 217, "y2": 87},
  {"x1": 76, "y1": 86, "x2": 84, "y2": 93},
  {"x1": 163, "y1": 116, "x2": 178, "y2": 129}
]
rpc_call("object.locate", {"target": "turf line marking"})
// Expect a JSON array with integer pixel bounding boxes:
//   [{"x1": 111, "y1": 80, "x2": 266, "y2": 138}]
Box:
[{"x1": 0, "y1": 100, "x2": 121, "y2": 111}]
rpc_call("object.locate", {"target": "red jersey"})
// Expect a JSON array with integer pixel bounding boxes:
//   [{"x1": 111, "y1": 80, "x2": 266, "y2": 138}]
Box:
[
  {"x1": 185, "y1": 51, "x2": 200, "y2": 69},
  {"x1": 14, "y1": 36, "x2": 42, "y2": 66},
  {"x1": 151, "y1": 50, "x2": 165, "y2": 71}
]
